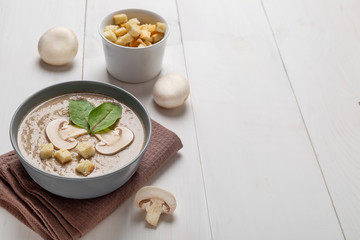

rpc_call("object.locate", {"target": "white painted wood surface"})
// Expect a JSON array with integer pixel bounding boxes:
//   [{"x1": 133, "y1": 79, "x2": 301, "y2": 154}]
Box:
[
  {"x1": 0, "y1": 0, "x2": 85, "y2": 239},
  {"x1": 1, "y1": 0, "x2": 360, "y2": 239},
  {"x1": 177, "y1": 0, "x2": 344, "y2": 239},
  {"x1": 82, "y1": 0, "x2": 212, "y2": 239},
  {"x1": 262, "y1": 0, "x2": 360, "y2": 239}
]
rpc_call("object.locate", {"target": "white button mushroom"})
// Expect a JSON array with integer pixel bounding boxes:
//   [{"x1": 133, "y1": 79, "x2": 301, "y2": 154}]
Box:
[
  {"x1": 153, "y1": 73, "x2": 190, "y2": 109},
  {"x1": 46, "y1": 119, "x2": 88, "y2": 150},
  {"x1": 135, "y1": 186, "x2": 177, "y2": 227},
  {"x1": 94, "y1": 126, "x2": 134, "y2": 155},
  {"x1": 38, "y1": 27, "x2": 78, "y2": 66}
]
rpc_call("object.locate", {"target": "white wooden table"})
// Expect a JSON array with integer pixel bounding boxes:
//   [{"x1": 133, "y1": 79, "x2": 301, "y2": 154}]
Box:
[{"x1": 1, "y1": 0, "x2": 359, "y2": 239}]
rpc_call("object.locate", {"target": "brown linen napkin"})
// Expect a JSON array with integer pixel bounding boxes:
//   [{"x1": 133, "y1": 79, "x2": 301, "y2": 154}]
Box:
[{"x1": 0, "y1": 120, "x2": 182, "y2": 240}]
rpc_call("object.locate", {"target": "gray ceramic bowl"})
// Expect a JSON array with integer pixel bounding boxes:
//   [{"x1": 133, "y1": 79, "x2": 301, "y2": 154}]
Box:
[{"x1": 9, "y1": 81, "x2": 151, "y2": 199}]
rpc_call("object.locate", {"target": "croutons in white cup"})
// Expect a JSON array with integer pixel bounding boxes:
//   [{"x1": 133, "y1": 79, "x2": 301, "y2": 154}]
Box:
[{"x1": 99, "y1": 9, "x2": 170, "y2": 83}]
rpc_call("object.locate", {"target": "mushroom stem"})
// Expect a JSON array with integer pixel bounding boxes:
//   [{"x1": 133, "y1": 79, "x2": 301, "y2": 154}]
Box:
[
  {"x1": 144, "y1": 199, "x2": 165, "y2": 226},
  {"x1": 135, "y1": 186, "x2": 177, "y2": 227}
]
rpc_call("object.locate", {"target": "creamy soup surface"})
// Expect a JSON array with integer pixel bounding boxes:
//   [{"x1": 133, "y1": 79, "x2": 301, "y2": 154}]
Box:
[{"x1": 17, "y1": 93, "x2": 145, "y2": 177}]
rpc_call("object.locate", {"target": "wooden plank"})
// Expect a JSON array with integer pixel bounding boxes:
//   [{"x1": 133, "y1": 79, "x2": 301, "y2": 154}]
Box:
[
  {"x1": 0, "y1": 0, "x2": 86, "y2": 239},
  {"x1": 0, "y1": 0, "x2": 85, "y2": 153},
  {"x1": 262, "y1": 0, "x2": 360, "y2": 239},
  {"x1": 82, "y1": 1, "x2": 212, "y2": 239},
  {"x1": 176, "y1": 0, "x2": 345, "y2": 239}
]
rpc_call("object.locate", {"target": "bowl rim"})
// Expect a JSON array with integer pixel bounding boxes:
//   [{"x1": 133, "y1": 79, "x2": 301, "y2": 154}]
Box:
[
  {"x1": 9, "y1": 80, "x2": 152, "y2": 181},
  {"x1": 98, "y1": 8, "x2": 171, "y2": 50}
]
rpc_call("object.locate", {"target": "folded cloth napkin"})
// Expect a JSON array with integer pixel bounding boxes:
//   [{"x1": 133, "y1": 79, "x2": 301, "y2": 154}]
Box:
[{"x1": 0, "y1": 120, "x2": 182, "y2": 240}]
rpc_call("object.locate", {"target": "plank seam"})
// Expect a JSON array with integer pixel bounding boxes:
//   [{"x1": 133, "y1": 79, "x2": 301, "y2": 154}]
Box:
[
  {"x1": 174, "y1": 0, "x2": 214, "y2": 239},
  {"x1": 81, "y1": 0, "x2": 88, "y2": 80},
  {"x1": 259, "y1": 0, "x2": 346, "y2": 239}
]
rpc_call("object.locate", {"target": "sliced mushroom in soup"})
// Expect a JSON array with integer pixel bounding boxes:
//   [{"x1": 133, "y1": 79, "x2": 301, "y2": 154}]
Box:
[{"x1": 17, "y1": 93, "x2": 145, "y2": 177}]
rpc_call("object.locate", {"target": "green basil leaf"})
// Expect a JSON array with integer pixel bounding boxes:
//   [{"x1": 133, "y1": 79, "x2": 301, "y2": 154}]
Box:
[
  {"x1": 88, "y1": 102, "x2": 122, "y2": 134},
  {"x1": 69, "y1": 100, "x2": 95, "y2": 131}
]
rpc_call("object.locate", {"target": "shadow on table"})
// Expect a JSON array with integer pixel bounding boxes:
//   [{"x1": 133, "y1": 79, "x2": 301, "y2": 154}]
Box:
[
  {"x1": 106, "y1": 71, "x2": 157, "y2": 99},
  {"x1": 38, "y1": 59, "x2": 74, "y2": 72},
  {"x1": 132, "y1": 210, "x2": 175, "y2": 228},
  {"x1": 151, "y1": 101, "x2": 187, "y2": 118}
]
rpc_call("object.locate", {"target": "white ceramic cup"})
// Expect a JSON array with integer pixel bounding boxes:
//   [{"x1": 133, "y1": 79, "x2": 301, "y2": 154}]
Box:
[{"x1": 99, "y1": 9, "x2": 170, "y2": 83}]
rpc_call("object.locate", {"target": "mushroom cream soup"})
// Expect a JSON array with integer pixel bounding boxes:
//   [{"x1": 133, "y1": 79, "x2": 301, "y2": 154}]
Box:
[{"x1": 17, "y1": 93, "x2": 145, "y2": 177}]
